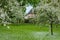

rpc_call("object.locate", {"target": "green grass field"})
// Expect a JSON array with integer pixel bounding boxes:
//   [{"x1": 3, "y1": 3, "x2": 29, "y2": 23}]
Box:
[{"x1": 0, "y1": 23, "x2": 60, "y2": 40}]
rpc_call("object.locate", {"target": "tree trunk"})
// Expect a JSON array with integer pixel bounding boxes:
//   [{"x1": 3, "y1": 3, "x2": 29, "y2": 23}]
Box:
[{"x1": 50, "y1": 21, "x2": 53, "y2": 35}]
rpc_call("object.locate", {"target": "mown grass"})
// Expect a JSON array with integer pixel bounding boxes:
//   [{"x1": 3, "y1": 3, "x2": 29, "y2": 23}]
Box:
[{"x1": 0, "y1": 23, "x2": 60, "y2": 40}]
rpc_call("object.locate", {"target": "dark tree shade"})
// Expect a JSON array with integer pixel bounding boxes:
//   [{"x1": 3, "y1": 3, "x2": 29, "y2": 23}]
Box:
[{"x1": 17, "y1": 0, "x2": 40, "y2": 6}]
